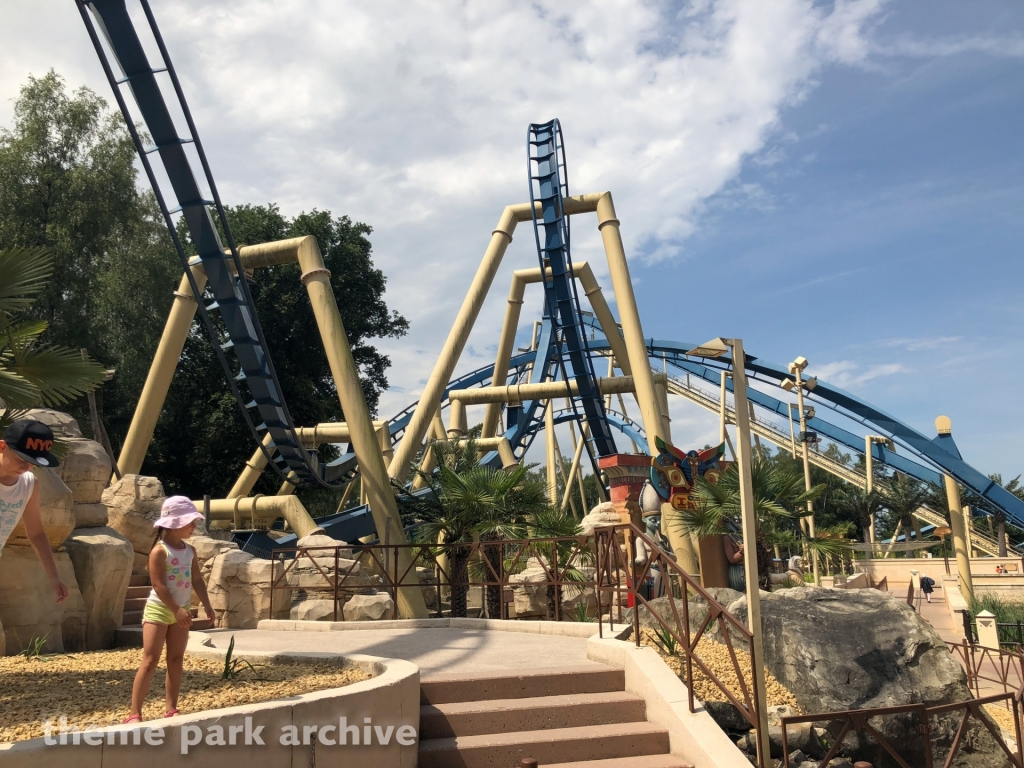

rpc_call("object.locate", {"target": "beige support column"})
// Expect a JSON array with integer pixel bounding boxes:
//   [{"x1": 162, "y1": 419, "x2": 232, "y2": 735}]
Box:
[
  {"x1": 561, "y1": 433, "x2": 587, "y2": 514},
  {"x1": 228, "y1": 433, "x2": 275, "y2": 499},
  {"x1": 297, "y1": 236, "x2": 426, "y2": 618},
  {"x1": 412, "y1": 410, "x2": 447, "y2": 491},
  {"x1": 729, "y1": 338, "x2": 771, "y2": 768},
  {"x1": 937, "y1": 416, "x2": 974, "y2": 604},
  {"x1": 389, "y1": 206, "x2": 520, "y2": 482},
  {"x1": 655, "y1": 379, "x2": 671, "y2": 440},
  {"x1": 595, "y1": 193, "x2": 662, "y2": 449},
  {"x1": 545, "y1": 401, "x2": 558, "y2": 506},
  {"x1": 448, "y1": 398, "x2": 468, "y2": 438},
  {"x1": 594, "y1": 192, "x2": 696, "y2": 570},
  {"x1": 117, "y1": 267, "x2": 206, "y2": 476},
  {"x1": 482, "y1": 269, "x2": 528, "y2": 438},
  {"x1": 202, "y1": 495, "x2": 322, "y2": 539},
  {"x1": 575, "y1": 263, "x2": 631, "y2": 376}
]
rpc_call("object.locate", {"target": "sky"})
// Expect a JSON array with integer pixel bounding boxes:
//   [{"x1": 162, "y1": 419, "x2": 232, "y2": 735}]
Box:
[{"x1": 1, "y1": 1, "x2": 1022, "y2": 481}]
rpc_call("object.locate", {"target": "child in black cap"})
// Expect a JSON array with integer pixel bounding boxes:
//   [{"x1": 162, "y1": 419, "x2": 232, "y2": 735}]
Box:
[{"x1": 0, "y1": 419, "x2": 69, "y2": 603}]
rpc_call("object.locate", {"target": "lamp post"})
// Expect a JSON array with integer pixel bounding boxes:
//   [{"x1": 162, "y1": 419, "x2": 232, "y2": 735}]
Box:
[
  {"x1": 687, "y1": 337, "x2": 770, "y2": 768},
  {"x1": 864, "y1": 435, "x2": 894, "y2": 558},
  {"x1": 781, "y1": 357, "x2": 820, "y2": 586}
]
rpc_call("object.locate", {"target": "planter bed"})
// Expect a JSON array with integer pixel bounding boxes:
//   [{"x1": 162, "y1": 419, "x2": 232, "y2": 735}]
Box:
[{"x1": 0, "y1": 647, "x2": 374, "y2": 743}]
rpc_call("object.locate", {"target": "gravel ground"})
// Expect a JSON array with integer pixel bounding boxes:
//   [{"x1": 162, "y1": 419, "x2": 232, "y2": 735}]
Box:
[
  {"x1": 639, "y1": 627, "x2": 799, "y2": 709},
  {"x1": 984, "y1": 703, "x2": 1018, "y2": 736},
  {"x1": 0, "y1": 649, "x2": 374, "y2": 744}
]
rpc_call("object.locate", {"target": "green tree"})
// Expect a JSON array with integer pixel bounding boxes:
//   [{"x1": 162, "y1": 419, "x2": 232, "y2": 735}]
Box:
[
  {"x1": 401, "y1": 439, "x2": 549, "y2": 618},
  {"x1": 680, "y1": 457, "x2": 830, "y2": 590},
  {"x1": 878, "y1": 475, "x2": 932, "y2": 558},
  {"x1": 0, "y1": 247, "x2": 105, "y2": 429},
  {"x1": 0, "y1": 70, "x2": 180, "y2": 442}
]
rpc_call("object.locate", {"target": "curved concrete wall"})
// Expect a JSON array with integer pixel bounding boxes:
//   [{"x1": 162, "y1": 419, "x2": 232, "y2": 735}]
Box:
[{"x1": 0, "y1": 651, "x2": 419, "y2": 768}]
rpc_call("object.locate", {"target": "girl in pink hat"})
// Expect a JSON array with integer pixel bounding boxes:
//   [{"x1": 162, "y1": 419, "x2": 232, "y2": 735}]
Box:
[{"x1": 124, "y1": 496, "x2": 216, "y2": 723}]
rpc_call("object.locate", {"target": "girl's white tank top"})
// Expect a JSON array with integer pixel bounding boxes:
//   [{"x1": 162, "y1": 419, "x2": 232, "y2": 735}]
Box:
[{"x1": 0, "y1": 472, "x2": 35, "y2": 556}]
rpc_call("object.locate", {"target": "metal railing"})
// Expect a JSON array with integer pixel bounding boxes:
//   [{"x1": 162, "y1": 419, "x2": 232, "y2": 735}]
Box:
[
  {"x1": 781, "y1": 690, "x2": 1024, "y2": 768},
  {"x1": 266, "y1": 524, "x2": 763, "y2": 740},
  {"x1": 948, "y1": 639, "x2": 1024, "y2": 701}
]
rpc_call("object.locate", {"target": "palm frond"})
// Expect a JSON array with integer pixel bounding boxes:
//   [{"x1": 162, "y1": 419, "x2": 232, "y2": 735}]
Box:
[
  {"x1": 6, "y1": 345, "x2": 105, "y2": 405},
  {"x1": 0, "y1": 248, "x2": 52, "y2": 315}
]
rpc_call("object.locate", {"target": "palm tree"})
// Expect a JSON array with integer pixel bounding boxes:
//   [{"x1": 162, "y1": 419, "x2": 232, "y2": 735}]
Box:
[
  {"x1": 831, "y1": 486, "x2": 885, "y2": 553},
  {"x1": 879, "y1": 475, "x2": 932, "y2": 557},
  {"x1": 401, "y1": 440, "x2": 548, "y2": 618},
  {"x1": 1, "y1": 247, "x2": 106, "y2": 429},
  {"x1": 528, "y1": 507, "x2": 586, "y2": 619},
  {"x1": 680, "y1": 457, "x2": 831, "y2": 590}
]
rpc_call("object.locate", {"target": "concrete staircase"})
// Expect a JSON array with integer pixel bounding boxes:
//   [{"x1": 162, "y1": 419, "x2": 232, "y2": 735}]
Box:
[
  {"x1": 418, "y1": 666, "x2": 693, "y2": 768},
  {"x1": 122, "y1": 572, "x2": 152, "y2": 627}
]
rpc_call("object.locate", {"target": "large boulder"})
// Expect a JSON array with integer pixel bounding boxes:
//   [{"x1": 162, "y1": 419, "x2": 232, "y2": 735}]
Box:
[
  {"x1": 509, "y1": 557, "x2": 550, "y2": 617},
  {"x1": 0, "y1": 546, "x2": 87, "y2": 654},
  {"x1": 64, "y1": 527, "x2": 133, "y2": 649},
  {"x1": 5, "y1": 468, "x2": 76, "y2": 549},
  {"x1": 0, "y1": 617, "x2": 5, "y2": 657},
  {"x1": 73, "y1": 502, "x2": 108, "y2": 528},
  {"x1": 58, "y1": 438, "x2": 111, "y2": 506},
  {"x1": 726, "y1": 587, "x2": 1001, "y2": 766},
  {"x1": 343, "y1": 592, "x2": 394, "y2": 621},
  {"x1": 206, "y1": 549, "x2": 287, "y2": 628},
  {"x1": 23, "y1": 408, "x2": 82, "y2": 439},
  {"x1": 291, "y1": 598, "x2": 338, "y2": 622},
  {"x1": 579, "y1": 502, "x2": 623, "y2": 536},
  {"x1": 103, "y1": 474, "x2": 165, "y2": 571}
]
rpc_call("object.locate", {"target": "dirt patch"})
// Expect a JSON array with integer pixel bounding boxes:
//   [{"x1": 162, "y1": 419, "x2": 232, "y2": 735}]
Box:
[
  {"x1": 0, "y1": 648, "x2": 374, "y2": 743},
  {"x1": 639, "y1": 627, "x2": 799, "y2": 709}
]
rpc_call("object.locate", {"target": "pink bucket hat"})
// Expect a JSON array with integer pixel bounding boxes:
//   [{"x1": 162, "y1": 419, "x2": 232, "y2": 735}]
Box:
[{"x1": 154, "y1": 496, "x2": 204, "y2": 529}]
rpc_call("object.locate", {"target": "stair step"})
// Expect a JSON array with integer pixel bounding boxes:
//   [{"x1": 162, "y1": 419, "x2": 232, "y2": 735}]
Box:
[
  {"x1": 123, "y1": 610, "x2": 143, "y2": 625},
  {"x1": 545, "y1": 756, "x2": 693, "y2": 768},
  {"x1": 124, "y1": 597, "x2": 149, "y2": 611},
  {"x1": 417, "y1": 722, "x2": 669, "y2": 768},
  {"x1": 420, "y1": 666, "x2": 623, "y2": 705},
  {"x1": 129, "y1": 573, "x2": 151, "y2": 587},
  {"x1": 126, "y1": 586, "x2": 151, "y2": 599},
  {"x1": 421, "y1": 691, "x2": 645, "y2": 739}
]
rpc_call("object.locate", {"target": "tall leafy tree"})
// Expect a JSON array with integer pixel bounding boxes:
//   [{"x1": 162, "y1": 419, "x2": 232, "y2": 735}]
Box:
[{"x1": 0, "y1": 71, "x2": 179, "y2": 440}]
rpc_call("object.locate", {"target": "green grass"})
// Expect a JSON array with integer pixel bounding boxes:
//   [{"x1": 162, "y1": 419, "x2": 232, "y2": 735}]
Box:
[{"x1": 970, "y1": 594, "x2": 1024, "y2": 624}]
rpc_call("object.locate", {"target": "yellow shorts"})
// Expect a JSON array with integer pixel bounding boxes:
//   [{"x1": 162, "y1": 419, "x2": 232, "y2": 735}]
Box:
[{"x1": 142, "y1": 601, "x2": 190, "y2": 625}]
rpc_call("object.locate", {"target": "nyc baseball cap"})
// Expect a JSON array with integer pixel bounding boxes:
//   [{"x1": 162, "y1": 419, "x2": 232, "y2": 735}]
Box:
[{"x1": 3, "y1": 420, "x2": 60, "y2": 468}]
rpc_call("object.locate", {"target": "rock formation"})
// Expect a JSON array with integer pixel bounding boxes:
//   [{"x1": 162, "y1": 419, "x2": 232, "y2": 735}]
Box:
[
  {"x1": 103, "y1": 474, "x2": 165, "y2": 572},
  {"x1": 343, "y1": 592, "x2": 394, "y2": 621},
  {"x1": 64, "y1": 527, "x2": 133, "y2": 649},
  {"x1": 0, "y1": 546, "x2": 87, "y2": 654}
]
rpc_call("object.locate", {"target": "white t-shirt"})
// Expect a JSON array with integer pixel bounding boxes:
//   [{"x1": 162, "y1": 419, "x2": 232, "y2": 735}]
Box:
[{"x1": 0, "y1": 472, "x2": 35, "y2": 557}]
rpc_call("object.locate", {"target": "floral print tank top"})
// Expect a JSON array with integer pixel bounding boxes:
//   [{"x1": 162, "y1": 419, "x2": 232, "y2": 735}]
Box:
[{"x1": 147, "y1": 539, "x2": 193, "y2": 608}]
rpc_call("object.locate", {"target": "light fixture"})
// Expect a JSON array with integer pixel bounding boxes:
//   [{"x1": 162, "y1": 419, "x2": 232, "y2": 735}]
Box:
[
  {"x1": 804, "y1": 376, "x2": 818, "y2": 391},
  {"x1": 788, "y1": 356, "x2": 808, "y2": 373},
  {"x1": 686, "y1": 337, "x2": 730, "y2": 359},
  {"x1": 780, "y1": 378, "x2": 796, "y2": 392}
]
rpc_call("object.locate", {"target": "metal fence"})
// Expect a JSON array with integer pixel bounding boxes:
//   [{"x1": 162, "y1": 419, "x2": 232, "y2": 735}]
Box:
[
  {"x1": 781, "y1": 690, "x2": 1023, "y2": 768},
  {"x1": 266, "y1": 523, "x2": 763, "y2": 740}
]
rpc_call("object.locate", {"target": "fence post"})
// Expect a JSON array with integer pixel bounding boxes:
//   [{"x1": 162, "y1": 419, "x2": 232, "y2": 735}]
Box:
[{"x1": 977, "y1": 610, "x2": 1000, "y2": 649}]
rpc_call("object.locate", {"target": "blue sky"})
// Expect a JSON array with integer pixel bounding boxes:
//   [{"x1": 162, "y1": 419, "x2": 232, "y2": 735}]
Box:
[
  {"x1": 637, "y1": 3, "x2": 1024, "y2": 480},
  {"x1": 1, "y1": 0, "x2": 1021, "y2": 483}
]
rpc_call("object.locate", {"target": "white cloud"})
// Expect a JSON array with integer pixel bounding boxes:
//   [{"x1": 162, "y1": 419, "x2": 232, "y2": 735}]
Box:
[
  {"x1": 881, "y1": 336, "x2": 962, "y2": 352},
  {"x1": 810, "y1": 360, "x2": 910, "y2": 388},
  {"x1": 0, "y1": 0, "x2": 887, "y2": 418}
]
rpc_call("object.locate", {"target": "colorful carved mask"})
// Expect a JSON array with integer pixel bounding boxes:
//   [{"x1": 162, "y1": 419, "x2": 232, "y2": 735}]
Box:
[{"x1": 649, "y1": 436, "x2": 726, "y2": 510}]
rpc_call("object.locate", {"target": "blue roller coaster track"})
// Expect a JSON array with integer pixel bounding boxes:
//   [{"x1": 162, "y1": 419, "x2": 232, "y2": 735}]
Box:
[{"x1": 77, "y1": 0, "x2": 355, "y2": 488}]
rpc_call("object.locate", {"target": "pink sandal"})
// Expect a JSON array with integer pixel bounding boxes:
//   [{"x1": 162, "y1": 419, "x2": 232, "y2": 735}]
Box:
[
  {"x1": 164, "y1": 709, "x2": 180, "y2": 718},
  {"x1": 122, "y1": 714, "x2": 142, "y2": 724}
]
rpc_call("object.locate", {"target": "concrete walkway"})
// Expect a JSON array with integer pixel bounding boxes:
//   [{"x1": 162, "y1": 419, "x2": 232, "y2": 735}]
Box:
[{"x1": 193, "y1": 626, "x2": 607, "y2": 677}]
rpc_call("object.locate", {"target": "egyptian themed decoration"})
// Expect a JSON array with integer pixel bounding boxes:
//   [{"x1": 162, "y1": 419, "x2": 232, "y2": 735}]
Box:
[{"x1": 649, "y1": 437, "x2": 726, "y2": 511}]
